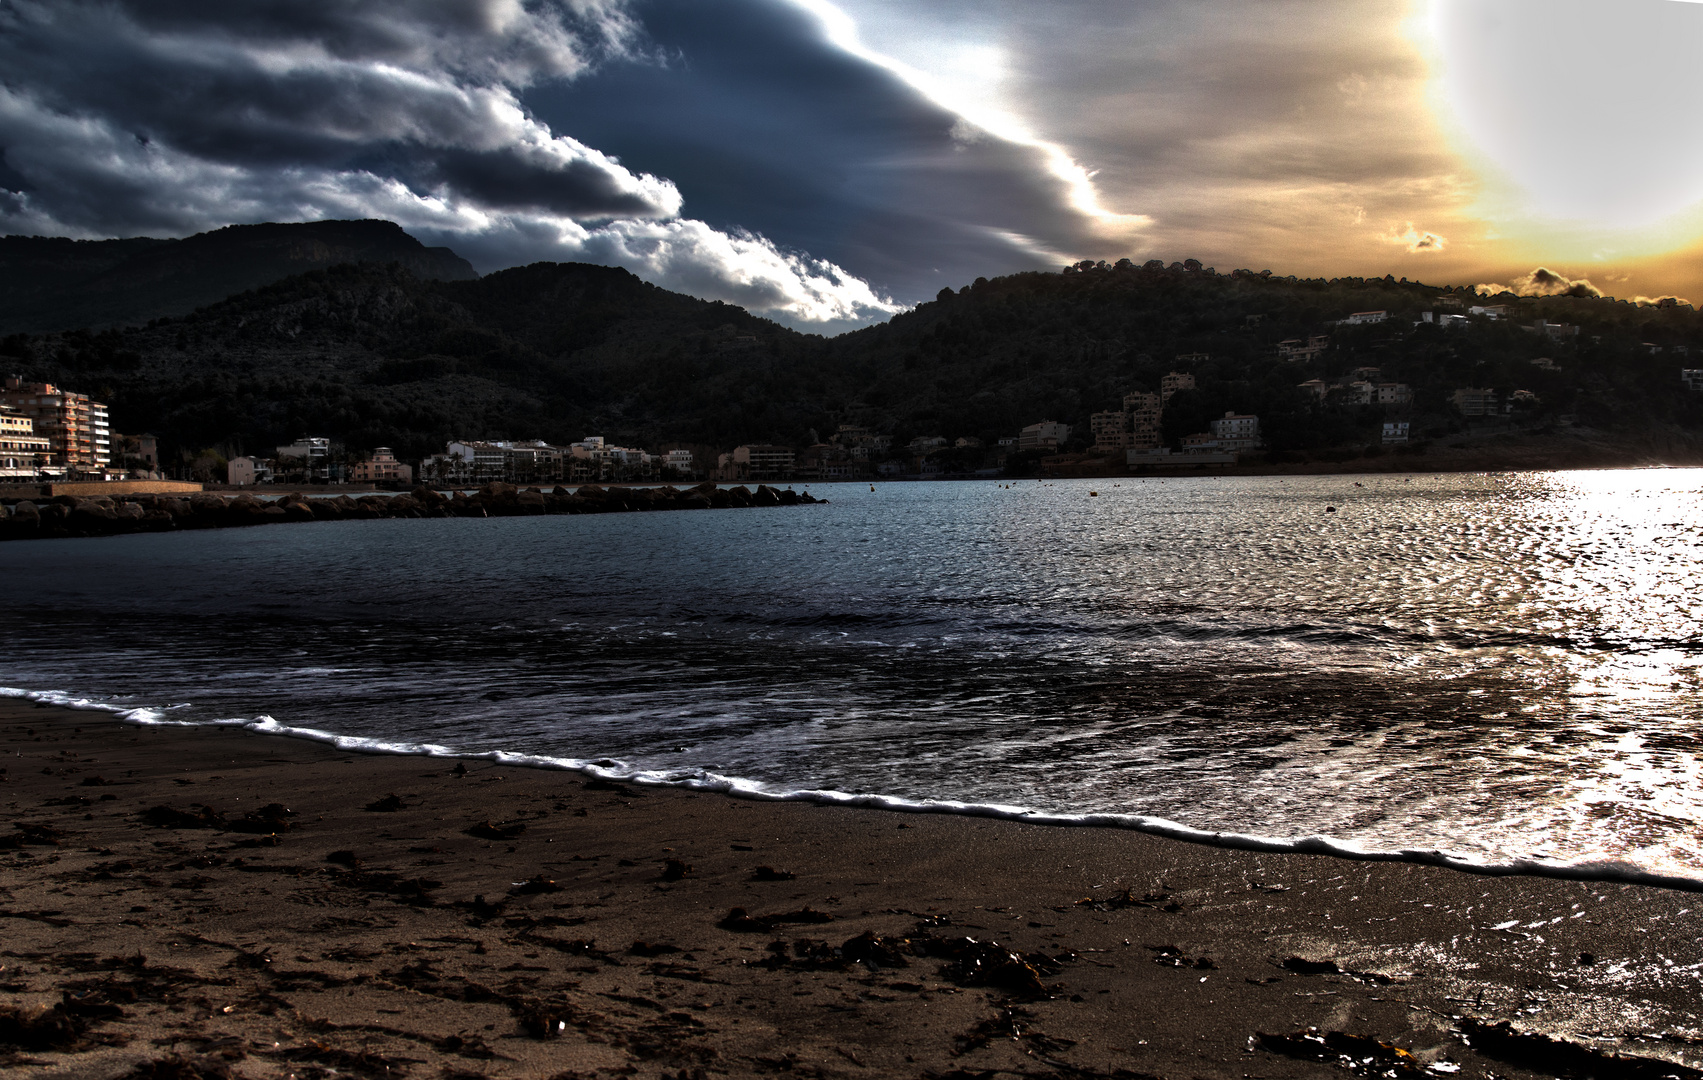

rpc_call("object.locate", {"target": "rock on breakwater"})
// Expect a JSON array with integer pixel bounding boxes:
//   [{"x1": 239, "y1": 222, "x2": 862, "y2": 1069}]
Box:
[{"x1": 0, "y1": 481, "x2": 823, "y2": 542}]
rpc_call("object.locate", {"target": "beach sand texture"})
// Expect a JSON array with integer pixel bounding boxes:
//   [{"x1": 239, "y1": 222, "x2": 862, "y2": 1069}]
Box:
[{"x1": 3, "y1": 699, "x2": 1700, "y2": 1079}]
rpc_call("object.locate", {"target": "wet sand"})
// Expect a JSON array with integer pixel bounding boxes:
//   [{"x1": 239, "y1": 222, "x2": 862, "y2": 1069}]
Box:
[{"x1": 3, "y1": 699, "x2": 1701, "y2": 1080}]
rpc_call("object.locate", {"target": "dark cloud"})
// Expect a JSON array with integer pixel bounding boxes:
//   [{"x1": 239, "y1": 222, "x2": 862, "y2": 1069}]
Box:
[
  {"x1": 0, "y1": 0, "x2": 930, "y2": 324},
  {"x1": 520, "y1": 0, "x2": 1119, "y2": 300},
  {"x1": 0, "y1": 0, "x2": 679, "y2": 230},
  {"x1": 0, "y1": 0, "x2": 1130, "y2": 325}
]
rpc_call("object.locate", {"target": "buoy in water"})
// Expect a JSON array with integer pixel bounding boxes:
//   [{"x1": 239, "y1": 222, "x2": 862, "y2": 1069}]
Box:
[
  {"x1": 1089, "y1": 491, "x2": 1098, "y2": 496},
  {"x1": 1325, "y1": 506, "x2": 1337, "y2": 513}
]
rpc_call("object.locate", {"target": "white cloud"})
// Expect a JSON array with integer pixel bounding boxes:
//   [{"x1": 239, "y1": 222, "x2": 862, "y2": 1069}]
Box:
[
  {"x1": 0, "y1": 0, "x2": 900, "y2": 326},
  {"x1": 1386, "y1": 223, "x2": 1444, "y2": 253}
]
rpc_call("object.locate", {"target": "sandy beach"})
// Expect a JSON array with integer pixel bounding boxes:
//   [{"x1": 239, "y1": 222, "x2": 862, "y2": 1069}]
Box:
[{"x1": 3, "y1": 698, "x2": 1702, "y2": 1079}]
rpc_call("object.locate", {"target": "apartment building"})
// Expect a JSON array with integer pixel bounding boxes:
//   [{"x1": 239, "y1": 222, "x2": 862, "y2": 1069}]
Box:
[
  {"x1": 1452, "y1": 388, "x2": 1498, "y2": 417},
  {"x1": 0, "y1": 405, "x2": 54, "y2": 478},
  {"x1": 1209, "y1": 412, "x2": 1262, "y2": 450},
  {"x1": 730, "y1": 444, "x2": 795, "y2": 481},
  {"x1": 1, "y1": 377, "x2": 110, "y2": 475},
  {"x1": 1089, "y1": 410, "x2": 1132, "y2": 451},
  {"x1": 1159, "y1": 371, "x2": 1196, "y2": 403},
  {"x1": 1018, "y1": 421, "x2": 1072, "y2": 452}
]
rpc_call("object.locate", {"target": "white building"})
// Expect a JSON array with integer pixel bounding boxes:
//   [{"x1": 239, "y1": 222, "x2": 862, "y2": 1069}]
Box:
[
  {"x1": 1, "y1": 379, "x2": 110, "y2": 475},
  {"x1": 277, "y1": 436, "x2": 330, "y2": 461},
  {"x1": 447, "y1": 440, "x2": 507, "y2": 481},
  {"x1": 227, "y1": 456, "x2": 273, "y2": 486},
  {"x1": 1340, "y1": 310, "x2": 1388, "y2": 326},
  {"x1": 1683, "y1": 369, "x2": 1703, "y2": 393},
  {"x1": 1382, "y1": 422, "x2": 1410, "y2": 444},
  {"x1": 0, "y1": 405, "x2": 53, "y2": 478},
  {"x1": 1018, "y1": 421, "x2": 1071, "y2": 452},
  {"x1": 1209, "y1": 412, "x2": 1261, "y2": 450}
]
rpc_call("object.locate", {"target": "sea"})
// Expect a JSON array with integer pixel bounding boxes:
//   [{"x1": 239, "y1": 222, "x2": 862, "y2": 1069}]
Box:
[{"x1": 5, "y1": 470, "x2": 1703, "y2": 887}]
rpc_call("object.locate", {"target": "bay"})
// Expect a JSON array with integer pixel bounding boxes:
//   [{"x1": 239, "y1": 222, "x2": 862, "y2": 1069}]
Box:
[{"x1": 5, "y1": 470, "x2": 1702, "y2": 880}]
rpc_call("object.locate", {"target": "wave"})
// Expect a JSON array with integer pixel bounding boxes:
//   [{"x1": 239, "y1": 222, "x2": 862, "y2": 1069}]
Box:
[{"x1": 7, "y1": 683, "x2": 1702, "y2": 894}]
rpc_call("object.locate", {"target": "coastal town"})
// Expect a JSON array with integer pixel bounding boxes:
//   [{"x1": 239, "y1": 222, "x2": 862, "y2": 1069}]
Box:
[{"x1": 3, "y1": 294, "x2": 1697, "y2": 490}]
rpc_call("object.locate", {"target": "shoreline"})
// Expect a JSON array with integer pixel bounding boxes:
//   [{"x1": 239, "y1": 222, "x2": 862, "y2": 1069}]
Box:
[
  {"x1": 15, "y1": 688, "x2": 1703, "y2": 897},
  {"x1": 5, "y1": 700, "x2": 1703, "y2": 1078}
]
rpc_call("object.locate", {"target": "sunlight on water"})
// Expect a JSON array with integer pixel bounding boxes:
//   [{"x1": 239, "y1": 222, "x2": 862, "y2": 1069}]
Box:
[{"x1": 6, "y1": 469, "x2": 1703, "y2": 880}]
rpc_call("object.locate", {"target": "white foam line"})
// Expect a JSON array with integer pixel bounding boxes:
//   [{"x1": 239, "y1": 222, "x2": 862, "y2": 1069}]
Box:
[{"x1": 8, "y1": 684, "x2": 1703, "y2": 893}]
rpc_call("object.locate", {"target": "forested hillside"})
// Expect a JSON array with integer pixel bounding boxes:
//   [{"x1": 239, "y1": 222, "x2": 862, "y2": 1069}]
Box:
[
  {"x1": 5, "y1": 242, "x2": 1703, "y2": 469},
  {"x1": 831, "y1": 262, "x2": 1703, "y2": 456}
]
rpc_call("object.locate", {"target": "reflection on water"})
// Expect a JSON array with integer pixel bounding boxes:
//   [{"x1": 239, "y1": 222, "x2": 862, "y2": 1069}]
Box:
[{"x1": 4, "y1": 469, "x2": 1703, "y2": 877}]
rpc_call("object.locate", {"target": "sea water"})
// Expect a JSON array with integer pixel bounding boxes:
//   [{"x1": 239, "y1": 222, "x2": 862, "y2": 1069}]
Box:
[{"x1": 5, "y1": 470, "x2": 1703, "y2": 884}]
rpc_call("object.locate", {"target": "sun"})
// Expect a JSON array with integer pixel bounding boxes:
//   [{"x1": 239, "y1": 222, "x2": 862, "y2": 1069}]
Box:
[{"x1": 1427, "y1": 0, "x2": 1703, "y2": 254}]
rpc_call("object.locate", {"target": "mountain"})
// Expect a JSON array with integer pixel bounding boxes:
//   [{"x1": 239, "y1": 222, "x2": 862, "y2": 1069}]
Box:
[
  {"x1": 0, "y1": 219, "x2": 476, "y2": 334},
  {"x1": 0, "y1": 258, "x2": 830, "y2": 461},
  {"x1": 5, "y1": 235, "x2": 1703, "y2": 472},
  {"x1": 822, "y1": 263, "x2": 1703, "y2": 462}
]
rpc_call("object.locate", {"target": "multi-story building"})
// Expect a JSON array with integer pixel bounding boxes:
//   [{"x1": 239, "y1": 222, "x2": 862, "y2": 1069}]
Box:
[
  {"x1": 1341, "y1": 310, "x2": 1389, "y2": 325},
  {"x1": 1159, "y1": 371, "x2": 1196, "y2": 403},
  {"x1": 1, "y1": 377, "x2": 110, "y2": 475},
  {"x1": 227, "y1": 456, "x2": 274, "y2": 486},
  {"x1": 277, "y1": 436, "x2": 332, "y2": 482},
  {"x1": 278, "y1": 436, "x2": 330, "y2": 462},
  {"x1": 1683, "y1": 369, "x2": 1703, "y2": 393},
  {"x1": 1123, "y1": 391, "x2": 1163, "y2": 449},
  {"x1": 0, "y1": 405, "x2": 54, "y2": 479},
  {"x1": 1376, "y1": 383, "x2": 1414, "y2": 405},
  {"x1": 730, "y1": 444, "x2": 795, "y2": 481},
  {"x1": 1452, "y1": 388, "x2": 1498, "y2": 417},
  {"x1": 349, "y1": 447, "x2": 414, "y2": 484},
  {"x1": 1091, "y1": 384, "x2": 1172, "y2": 453},
  {"x1": 1209, "y1": 412, "x2": 1262, "y2": 450},
  {"x1": 566, "y1": 437, "x2": 652, "y2": 482},
  {"x1": 1383, "y1": 422, "x2": 1411, "y2": 444},
  {"x1": 1089, "y1": 410, "x2": 1132, "y2": 451},
  {"x1": 1017, "y1": 421, "x2": 1071, "y2": 452},
  {"x1": 493, "y1": 440, "x2": 564, "y2": 483},
  {"x1": 422, "y1": 441, "x2": 503, "y2": 484},
  {"x1": 1529, "y1": 319, "x2": 1579, "y2": 342}
]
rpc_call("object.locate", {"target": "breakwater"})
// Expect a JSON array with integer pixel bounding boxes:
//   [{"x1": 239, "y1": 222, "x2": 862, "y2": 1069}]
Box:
[{"x1": 0, "y1": 481, "x2": 822, "y2": 541}]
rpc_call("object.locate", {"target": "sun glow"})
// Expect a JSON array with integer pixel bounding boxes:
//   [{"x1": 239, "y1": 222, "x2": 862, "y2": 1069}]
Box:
[{"x1": 1426, "y1": 0, "x2": 1703, "y2": 262}]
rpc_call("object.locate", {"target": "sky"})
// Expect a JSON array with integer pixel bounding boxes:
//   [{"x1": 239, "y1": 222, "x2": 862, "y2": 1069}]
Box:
[{"x1": 3, "y1": 0, "x2": 1702, "y2": 332}]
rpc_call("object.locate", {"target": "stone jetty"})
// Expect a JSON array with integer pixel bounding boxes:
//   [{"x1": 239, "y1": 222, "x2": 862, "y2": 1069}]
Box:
[{"x1": 0, "y1": 481, "x2": 823, "y2": 542}]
